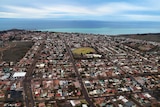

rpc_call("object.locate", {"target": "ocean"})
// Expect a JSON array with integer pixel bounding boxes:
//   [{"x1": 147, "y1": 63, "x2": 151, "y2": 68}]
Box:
[{"x1": 0, "y1": 18, "x2": 160, "y2": 35}]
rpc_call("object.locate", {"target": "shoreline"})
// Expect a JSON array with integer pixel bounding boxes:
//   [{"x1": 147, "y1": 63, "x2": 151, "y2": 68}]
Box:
[
  {"x1": 1, "y1": 28, "x2": 160, "y2": 36},
  {"x1": 38, "y1": 28, "x2": 160, "y2": 36},
  {"x1": 0, "y1": 29, "x2": 160, "y2": 42}
]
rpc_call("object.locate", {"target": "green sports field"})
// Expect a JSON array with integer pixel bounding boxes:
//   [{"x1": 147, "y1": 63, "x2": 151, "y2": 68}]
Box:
[{"x1": 72, "y1": 47, "x2": 96, "y2": 55}]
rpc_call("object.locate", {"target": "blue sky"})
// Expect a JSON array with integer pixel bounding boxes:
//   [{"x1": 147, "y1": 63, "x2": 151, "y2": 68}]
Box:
[{"x1": 0, "y1": 0, "x2": 160, "y2": 21}]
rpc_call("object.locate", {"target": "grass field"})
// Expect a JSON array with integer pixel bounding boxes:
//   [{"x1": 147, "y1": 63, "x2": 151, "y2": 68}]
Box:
[{"x1": 72, "y1": 47, "x2": 96, "y2": 55}]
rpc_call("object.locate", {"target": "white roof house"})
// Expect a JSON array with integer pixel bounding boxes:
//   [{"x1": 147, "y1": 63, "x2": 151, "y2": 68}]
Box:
[
  {"x1": 12, "y1": 72, "x2": 26, "y2": 78},
  {"x1": 36, "y1": 63, "x2": 45, "y2": 68}
]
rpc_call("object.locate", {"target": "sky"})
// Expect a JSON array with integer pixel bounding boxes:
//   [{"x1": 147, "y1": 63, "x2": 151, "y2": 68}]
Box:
[{"x1": 0, "y1": 0, "x2": 160, "y2": 21}]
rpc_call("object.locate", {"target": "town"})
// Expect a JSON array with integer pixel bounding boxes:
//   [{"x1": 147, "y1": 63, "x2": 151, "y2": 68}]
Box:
[{"x1": 0, "y1": 29, "x2": 159, "y2": 107}]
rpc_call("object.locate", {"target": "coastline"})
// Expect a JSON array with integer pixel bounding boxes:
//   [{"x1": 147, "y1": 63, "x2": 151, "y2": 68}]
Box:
[
  {"x1": 0, "y1": 29, "x2": 160, "y2": 42},
  {"x1": 38, "y1": 27, "x2": 160, "y2": 35}
]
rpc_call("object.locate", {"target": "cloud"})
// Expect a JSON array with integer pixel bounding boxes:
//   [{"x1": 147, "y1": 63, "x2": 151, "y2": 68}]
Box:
[
  {"x1": 2, "y1": 5, "x2": 93, "y2": 18},
  {"x1": 95, "y1": 2, "x2": 147, "y2": 15},
  {"x1": 42, "y1": 5, "x2": 96, "y2": 15},
  {"x1": 0, "y1": 12, "x2": 19, "y2": 18},
  {"x1": 125, "y1": 14, "x2": 160, "y2": 21},
  {"x1": 3, "y1": 6, "x2": 47, "y2": 18},
  {"x1": 0, "y1": 1, "x2": 160, "y2": 21}
]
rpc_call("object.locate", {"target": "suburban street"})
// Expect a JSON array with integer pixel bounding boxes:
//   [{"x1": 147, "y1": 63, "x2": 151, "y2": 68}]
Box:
[
  {"x1": 63, "y1": 39, "x2": 96, "y2": 107},
  {"x1": 23, "y1": 41, "x2": 44, "y2": 107}
]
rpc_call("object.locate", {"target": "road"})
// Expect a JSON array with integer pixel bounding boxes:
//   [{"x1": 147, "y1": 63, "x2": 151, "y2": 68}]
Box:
[
  {"x1": 63, "y1": 39, "x2": 95, "y2": 107},
  {"x1": 23, "y1": 41, "x2": 44, "y2": 107}
]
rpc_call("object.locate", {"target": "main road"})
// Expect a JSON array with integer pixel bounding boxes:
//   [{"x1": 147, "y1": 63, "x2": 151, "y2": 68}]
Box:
[
  {"x1": 63, "y1": 39, "x2": 95, "y2": 107},
  {"x1": 23, "y1": 41, "x2": 44, "y2": 107}
]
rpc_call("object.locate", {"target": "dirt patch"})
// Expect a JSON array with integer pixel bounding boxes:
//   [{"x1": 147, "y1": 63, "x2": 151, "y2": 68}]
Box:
[
  {"x1": 2, "y1": 41, "x2": 34, "y2": 62},
  {"x1": 121, "y1": 34, "x2": 160, "y2": 42}
]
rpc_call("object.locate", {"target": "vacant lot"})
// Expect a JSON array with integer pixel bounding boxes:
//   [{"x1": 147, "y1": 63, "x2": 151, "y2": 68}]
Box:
[
  {"x1": 72, "y1": 47, "x2": 96, "y2": 55},
  {"x1": 2, "y1": 41, "x2": 34, "y2": 62},
  {"x1": 121, "y1": 34, "x2": 160, "y2": 42}
]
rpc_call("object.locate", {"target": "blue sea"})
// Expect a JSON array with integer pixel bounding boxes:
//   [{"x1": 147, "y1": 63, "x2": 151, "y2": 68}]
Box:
[{"x1": 0, "y1": 18, "x2": 160, "y2": 35}]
